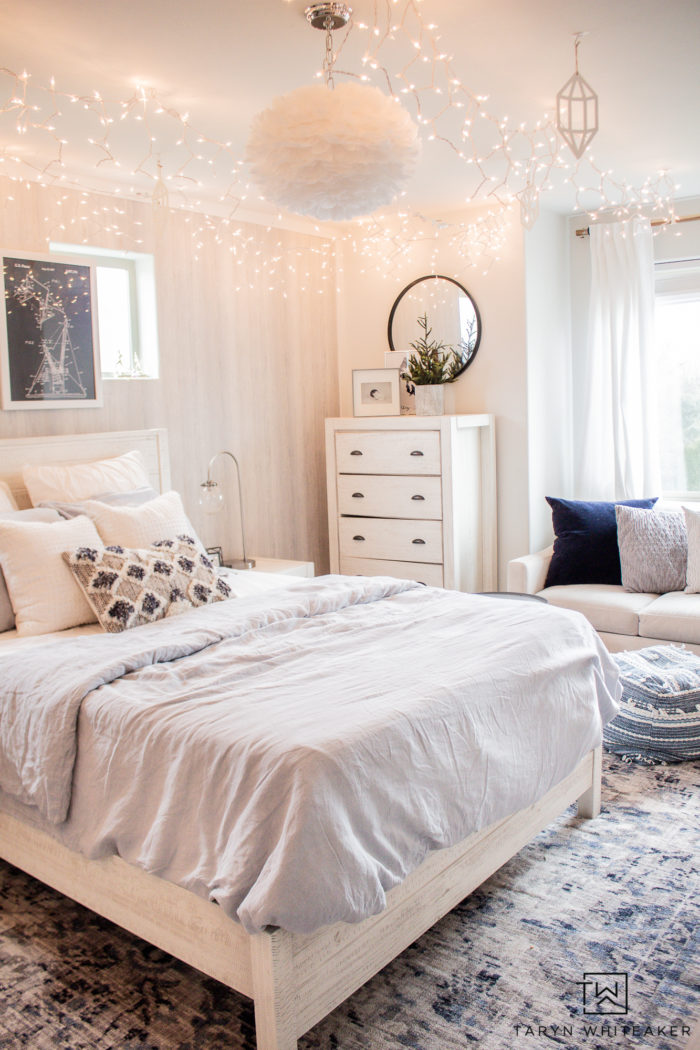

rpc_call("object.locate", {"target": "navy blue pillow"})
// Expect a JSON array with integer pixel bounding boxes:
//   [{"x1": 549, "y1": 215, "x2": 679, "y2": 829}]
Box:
[{"x1": 545, "y1": 497, "x2": 658, "y2": 587}]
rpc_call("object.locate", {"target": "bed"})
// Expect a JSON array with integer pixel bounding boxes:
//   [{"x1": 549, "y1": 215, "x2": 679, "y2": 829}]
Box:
[{"x1": 0, "y1": 428, "x2": 620, "y2": 1050}]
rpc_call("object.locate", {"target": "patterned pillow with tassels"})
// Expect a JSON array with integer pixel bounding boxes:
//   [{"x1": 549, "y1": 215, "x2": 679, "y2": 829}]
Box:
[{"x1": 63, "y1": 534, "x2": 231, "y2": 633}]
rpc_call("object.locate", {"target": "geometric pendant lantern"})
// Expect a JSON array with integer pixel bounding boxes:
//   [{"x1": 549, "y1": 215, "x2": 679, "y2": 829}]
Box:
[{"x1": 556, "y1": 34, "x2": 599, "y2": 159}]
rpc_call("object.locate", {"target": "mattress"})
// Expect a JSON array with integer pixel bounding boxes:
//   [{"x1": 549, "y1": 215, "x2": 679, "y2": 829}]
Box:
[{"x1": 0, "y1": 576, "x2": 620, "y2": 935}]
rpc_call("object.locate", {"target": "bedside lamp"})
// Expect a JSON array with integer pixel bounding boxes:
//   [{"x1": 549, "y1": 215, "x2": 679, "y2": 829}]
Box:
[{"x1": 199, "y1": 450, "x2": 255, "y2": 570}]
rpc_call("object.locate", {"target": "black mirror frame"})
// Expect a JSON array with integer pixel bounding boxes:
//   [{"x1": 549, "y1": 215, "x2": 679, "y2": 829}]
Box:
[{"x1": 387, "y1": 274, "x2": 482, "y2": 380}]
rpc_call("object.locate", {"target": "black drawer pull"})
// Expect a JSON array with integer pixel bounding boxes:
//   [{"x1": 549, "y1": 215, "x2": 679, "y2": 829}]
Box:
[
  {"x1": 411, "y1": 494, "x2": 425, "y2": 501},
  {"x1": 350, "y1": 450, "x2": 363, "y2": 456},
  {"x1": 412, "y1": 538, "x2": 426, "y2": 545},
  {"x1": 353, "y1": 535, "x2": 366, "y2": 542},
  {"x1": 410, "y1": 450, "x2": 424, "y2": 457},
  {"x1": 352, "y1": 492, "x2": 365, "y2": 499}
]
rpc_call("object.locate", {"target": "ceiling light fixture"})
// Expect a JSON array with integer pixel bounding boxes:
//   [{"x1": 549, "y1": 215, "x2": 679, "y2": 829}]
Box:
[
  {"x1": 244, "y1": 2, "x2": 421, "y2": 222},
  {"x1": 556, "y1": 33, "x2": 599, "y2": 160}
]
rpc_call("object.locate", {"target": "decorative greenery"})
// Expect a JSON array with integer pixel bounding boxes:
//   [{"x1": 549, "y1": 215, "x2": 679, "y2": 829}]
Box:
[{"x1": 401, "y1": 313, "x2": 469, "y2": 386}]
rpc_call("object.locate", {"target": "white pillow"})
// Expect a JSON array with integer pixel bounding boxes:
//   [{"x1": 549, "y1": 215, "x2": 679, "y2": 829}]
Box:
[
  {"x1": 0, "y1": 508, "x2": 63, "y2": 632},
  {"x1": 0, "y1": 481, "x2": 17, "y2": 512},
  {"x1": 0, "y1": 515, "x2": 103, "y2": 636},
  {"x1": 23, "y1": 450, "x2": 150, "y2": 506},
  {"x1": 616, "y1": 504, "x2": 687, "y2": 593},
  {"x1": 39, "y1": 486, "x2": 159, "y2": 519},
  {"x1": 81, "y1": 490, "x2": 204, "y2": 551}
]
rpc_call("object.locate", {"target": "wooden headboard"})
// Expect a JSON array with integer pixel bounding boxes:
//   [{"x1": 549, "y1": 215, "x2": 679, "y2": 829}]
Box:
[{"x1": 0, "y1": 429, "x2": 170, "y2": 509}]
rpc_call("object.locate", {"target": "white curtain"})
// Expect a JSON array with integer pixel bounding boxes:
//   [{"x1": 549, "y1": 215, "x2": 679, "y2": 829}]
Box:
[{"x1": 577, "y1": 216, "x2": 660, "y2": 499}]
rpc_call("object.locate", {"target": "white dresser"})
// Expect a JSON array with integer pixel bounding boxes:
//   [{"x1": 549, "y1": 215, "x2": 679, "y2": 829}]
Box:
[{"x1": 325, "y1": 415, "x2": 497, "y2": 591}]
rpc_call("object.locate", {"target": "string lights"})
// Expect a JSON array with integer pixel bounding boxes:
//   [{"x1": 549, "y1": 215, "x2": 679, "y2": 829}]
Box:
[{"x1": 0, "y1": 2, "x2": 680, "y2": 280}]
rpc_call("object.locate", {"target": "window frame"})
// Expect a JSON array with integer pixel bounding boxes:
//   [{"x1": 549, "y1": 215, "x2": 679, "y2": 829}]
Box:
[{"x1": 49, "y1": 242, "x2": 158, "y2": 380}]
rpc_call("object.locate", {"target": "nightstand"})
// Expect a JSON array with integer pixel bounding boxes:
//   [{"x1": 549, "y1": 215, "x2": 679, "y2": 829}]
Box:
[{"x1": 246, "y1": 557, "x2": 315, "y2": 578}]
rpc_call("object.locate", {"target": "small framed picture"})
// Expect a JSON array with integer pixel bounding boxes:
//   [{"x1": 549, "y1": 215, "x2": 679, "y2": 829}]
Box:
[
  {"x1": 352, "y1": 368, "x2": 400, "y2": 417},
  {"x1": 206, "y1": 546, "x2": 224, "y2": 568},
  {"x1": 0, "y1": 252, "x2": 102, "y2": 410}
]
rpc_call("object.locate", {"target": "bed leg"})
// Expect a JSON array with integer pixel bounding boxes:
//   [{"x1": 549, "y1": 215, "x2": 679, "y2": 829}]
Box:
[
  {"x1": 577, "y1": 746, "x2": 602, "y2": 819},
  {"x1": 250, "y1": 929, "x2": 298, "y2": 1050}
]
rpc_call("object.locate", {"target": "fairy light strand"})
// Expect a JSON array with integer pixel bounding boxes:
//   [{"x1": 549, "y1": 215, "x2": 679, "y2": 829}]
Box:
[{"x1": 0, "y1": 1, "x2": 681, "y2": 281}]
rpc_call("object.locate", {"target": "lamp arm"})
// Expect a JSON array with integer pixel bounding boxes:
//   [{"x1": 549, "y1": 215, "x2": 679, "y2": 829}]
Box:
[{"x1": 206, "y1": 450, "x2": 252, "y2": 567}]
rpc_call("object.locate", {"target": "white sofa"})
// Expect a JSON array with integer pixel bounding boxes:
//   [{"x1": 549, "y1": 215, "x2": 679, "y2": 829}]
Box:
[{"x1": 507, "y1": 546, "x2": 700, "y2": 656}]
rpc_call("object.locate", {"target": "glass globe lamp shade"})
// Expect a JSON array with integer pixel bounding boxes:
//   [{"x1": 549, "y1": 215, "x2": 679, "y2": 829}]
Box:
[{"x1": 199, "y1": 480, "x2": 225, "y2": 515}]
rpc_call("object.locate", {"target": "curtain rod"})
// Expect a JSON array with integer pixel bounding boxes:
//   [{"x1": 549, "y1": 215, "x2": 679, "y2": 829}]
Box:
[{"x1": 575, "y1": 213, "x2": 700, "y2": 238}]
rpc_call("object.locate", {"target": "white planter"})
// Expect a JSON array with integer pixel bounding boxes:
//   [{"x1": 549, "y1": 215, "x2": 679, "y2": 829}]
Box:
[{"x1": 414, "y1": 384, "x2": 445, "y2": 416}]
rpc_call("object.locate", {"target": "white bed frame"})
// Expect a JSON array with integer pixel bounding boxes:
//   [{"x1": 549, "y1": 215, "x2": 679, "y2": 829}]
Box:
[
  {"x1": 0, "y1": 428, "x2": 171, "y2": 508},
  {"x1": 0, "y1": 429, "x2": 603, "y2": 1050}
]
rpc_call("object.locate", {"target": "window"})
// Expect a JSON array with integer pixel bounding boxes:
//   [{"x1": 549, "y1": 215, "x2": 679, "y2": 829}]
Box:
[
  {"x1": 50, "y1": 243, "x2": 159, "y2": 379},
  {"x1": 655, "y1": 258, "x2": 700, "y2": 497}
]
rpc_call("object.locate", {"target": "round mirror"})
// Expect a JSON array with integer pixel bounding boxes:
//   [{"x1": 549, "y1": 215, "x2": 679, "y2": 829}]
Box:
[{"x1": 387, "y1": 274, "x2": 482, "y2": 379}]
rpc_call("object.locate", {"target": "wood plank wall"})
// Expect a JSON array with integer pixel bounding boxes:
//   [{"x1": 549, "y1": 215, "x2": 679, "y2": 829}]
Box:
[{"x1": 0, "y1": 182, "x2": 339, "y2": 572}]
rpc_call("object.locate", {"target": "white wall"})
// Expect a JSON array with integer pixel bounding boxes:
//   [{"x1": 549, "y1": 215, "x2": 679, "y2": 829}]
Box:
[
  {"x1": 336, "y1": 205, "x2": 529, "y2": 585},
  {"x1": 0, "y1": 181, "x2": 340, "y2": 573},
  {"x1": 523, "y1": 211, "x2": 572, "y2": 551},
  {"x1": 653, "y1": 199, "x2": 700, "y2": 262},
  {"x1": 10, "y1": 182, "x2": 688, "y2": 584}
]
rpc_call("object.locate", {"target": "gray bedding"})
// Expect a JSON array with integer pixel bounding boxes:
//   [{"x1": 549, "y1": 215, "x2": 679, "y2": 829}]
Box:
[{"x1": 0, "y1": 575, "x2": 620, "y2": 934}]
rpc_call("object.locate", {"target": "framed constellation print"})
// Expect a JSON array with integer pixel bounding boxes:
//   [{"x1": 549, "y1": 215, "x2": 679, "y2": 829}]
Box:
[{"x1": 0, "y1": 252, "x2": 102, "y2": 410}]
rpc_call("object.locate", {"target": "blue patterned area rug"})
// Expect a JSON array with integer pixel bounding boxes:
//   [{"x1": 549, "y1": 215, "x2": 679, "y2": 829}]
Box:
[{"x1": 1, "y1": 754, "x2": 698, "y2": 1050}]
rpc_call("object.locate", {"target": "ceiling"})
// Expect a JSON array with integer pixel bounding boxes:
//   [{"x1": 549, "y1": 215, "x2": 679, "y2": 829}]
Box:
[{"x1": 2, "y1": 0, "x2": 699, "y2": 224}]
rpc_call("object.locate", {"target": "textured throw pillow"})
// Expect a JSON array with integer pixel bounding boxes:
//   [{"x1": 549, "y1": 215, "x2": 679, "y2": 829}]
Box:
[
  {"x1": 0, "y1": 508, "x2": 63, "y2": 632},
  {"x1": 605, "y1": 645, "x2": 700, "y2": 763},
  {"x1": 544, "y1": 496, "x2": 658, "y2": 587},
  {"x1": 63, "y1": 536, "x2": 232, "y2": 633},
  {"x1": 79, "y1": 490, "x2": 205, "y2": 552},
  {"x1": 615, "y1": 505, "x2": 687, "y2": 593},
  {"x1": 0, "y1": 514, "x2": 102, "y2": 636},
  {"x1": 23, "y1": 449, "x2": 150, "y2": 506},
  {"x1": 683, "y1": 506, "x2": 700, "y2": 593},
  {"x1": 39, "y1": 486, "x2": 160, "y2": 519}
]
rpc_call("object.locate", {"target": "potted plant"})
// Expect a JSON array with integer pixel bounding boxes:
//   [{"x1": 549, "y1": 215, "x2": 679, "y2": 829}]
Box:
[{"x1": 401, "y1": 313, "x2": 468, "y2": 415}]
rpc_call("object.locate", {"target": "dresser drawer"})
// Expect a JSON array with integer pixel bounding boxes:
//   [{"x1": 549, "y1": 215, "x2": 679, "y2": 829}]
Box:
[
  {"x1": 340, "y1": 556, "x2": 444, "y2": 588},
  {"x1": 339, "y1": 517, "x2": 443, "y2": 563},
  {"x1": 335, "y1": 430, "x2": 441, "y2": 475},
  {"x1": 337, "y1": 474, "x2": 442, "y2": 520}
]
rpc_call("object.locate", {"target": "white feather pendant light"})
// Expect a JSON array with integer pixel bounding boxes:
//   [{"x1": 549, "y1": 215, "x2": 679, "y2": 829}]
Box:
[{"x1": 246, "y1": 80, "x2": 421, "y2": 221}]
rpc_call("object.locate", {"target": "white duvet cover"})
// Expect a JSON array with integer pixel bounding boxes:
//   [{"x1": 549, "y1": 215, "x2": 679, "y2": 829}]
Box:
[{"x1": 0, "y1": 575, "x2": 620, "y2": 934}]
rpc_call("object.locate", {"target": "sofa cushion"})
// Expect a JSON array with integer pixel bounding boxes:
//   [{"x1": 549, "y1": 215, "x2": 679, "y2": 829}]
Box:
[
  {"x1": 638, "y1": 591, "x2": 700, "y2": 646},
  {"x1": 544, "y1": 496, "x2": 658, "y2": 588},
  {"x1": 539, "y1": 584, "x2": 658, "y2": 636},
  {"x1": 615, "y1": 505, "x2": 687, "y2": 593}
]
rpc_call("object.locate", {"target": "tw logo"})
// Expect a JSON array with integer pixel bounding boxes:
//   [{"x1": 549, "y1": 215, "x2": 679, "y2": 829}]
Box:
[{"x1": 577, "y1": 972, "x2": 629, "y2": 1015}]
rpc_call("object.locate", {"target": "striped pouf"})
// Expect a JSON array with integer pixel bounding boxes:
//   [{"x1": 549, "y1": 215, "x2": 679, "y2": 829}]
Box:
[{"x1": 606, "y1": 645, "x2": 700, "y2": 763}]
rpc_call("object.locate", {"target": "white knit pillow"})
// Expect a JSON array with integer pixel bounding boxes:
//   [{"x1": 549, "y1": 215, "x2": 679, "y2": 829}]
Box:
[
  {"x1": 615, "y1": 505, "x2": 687, "y2": 593},
  {"x1": 81, "y1": 490, "x2": 204, "y2": 552},
  {"x1": 23, "y1": 450, "x2": 150, "y2": 506},
  {"x1": 0, "y1": 515, "x2": 103, "y2": 636}
]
